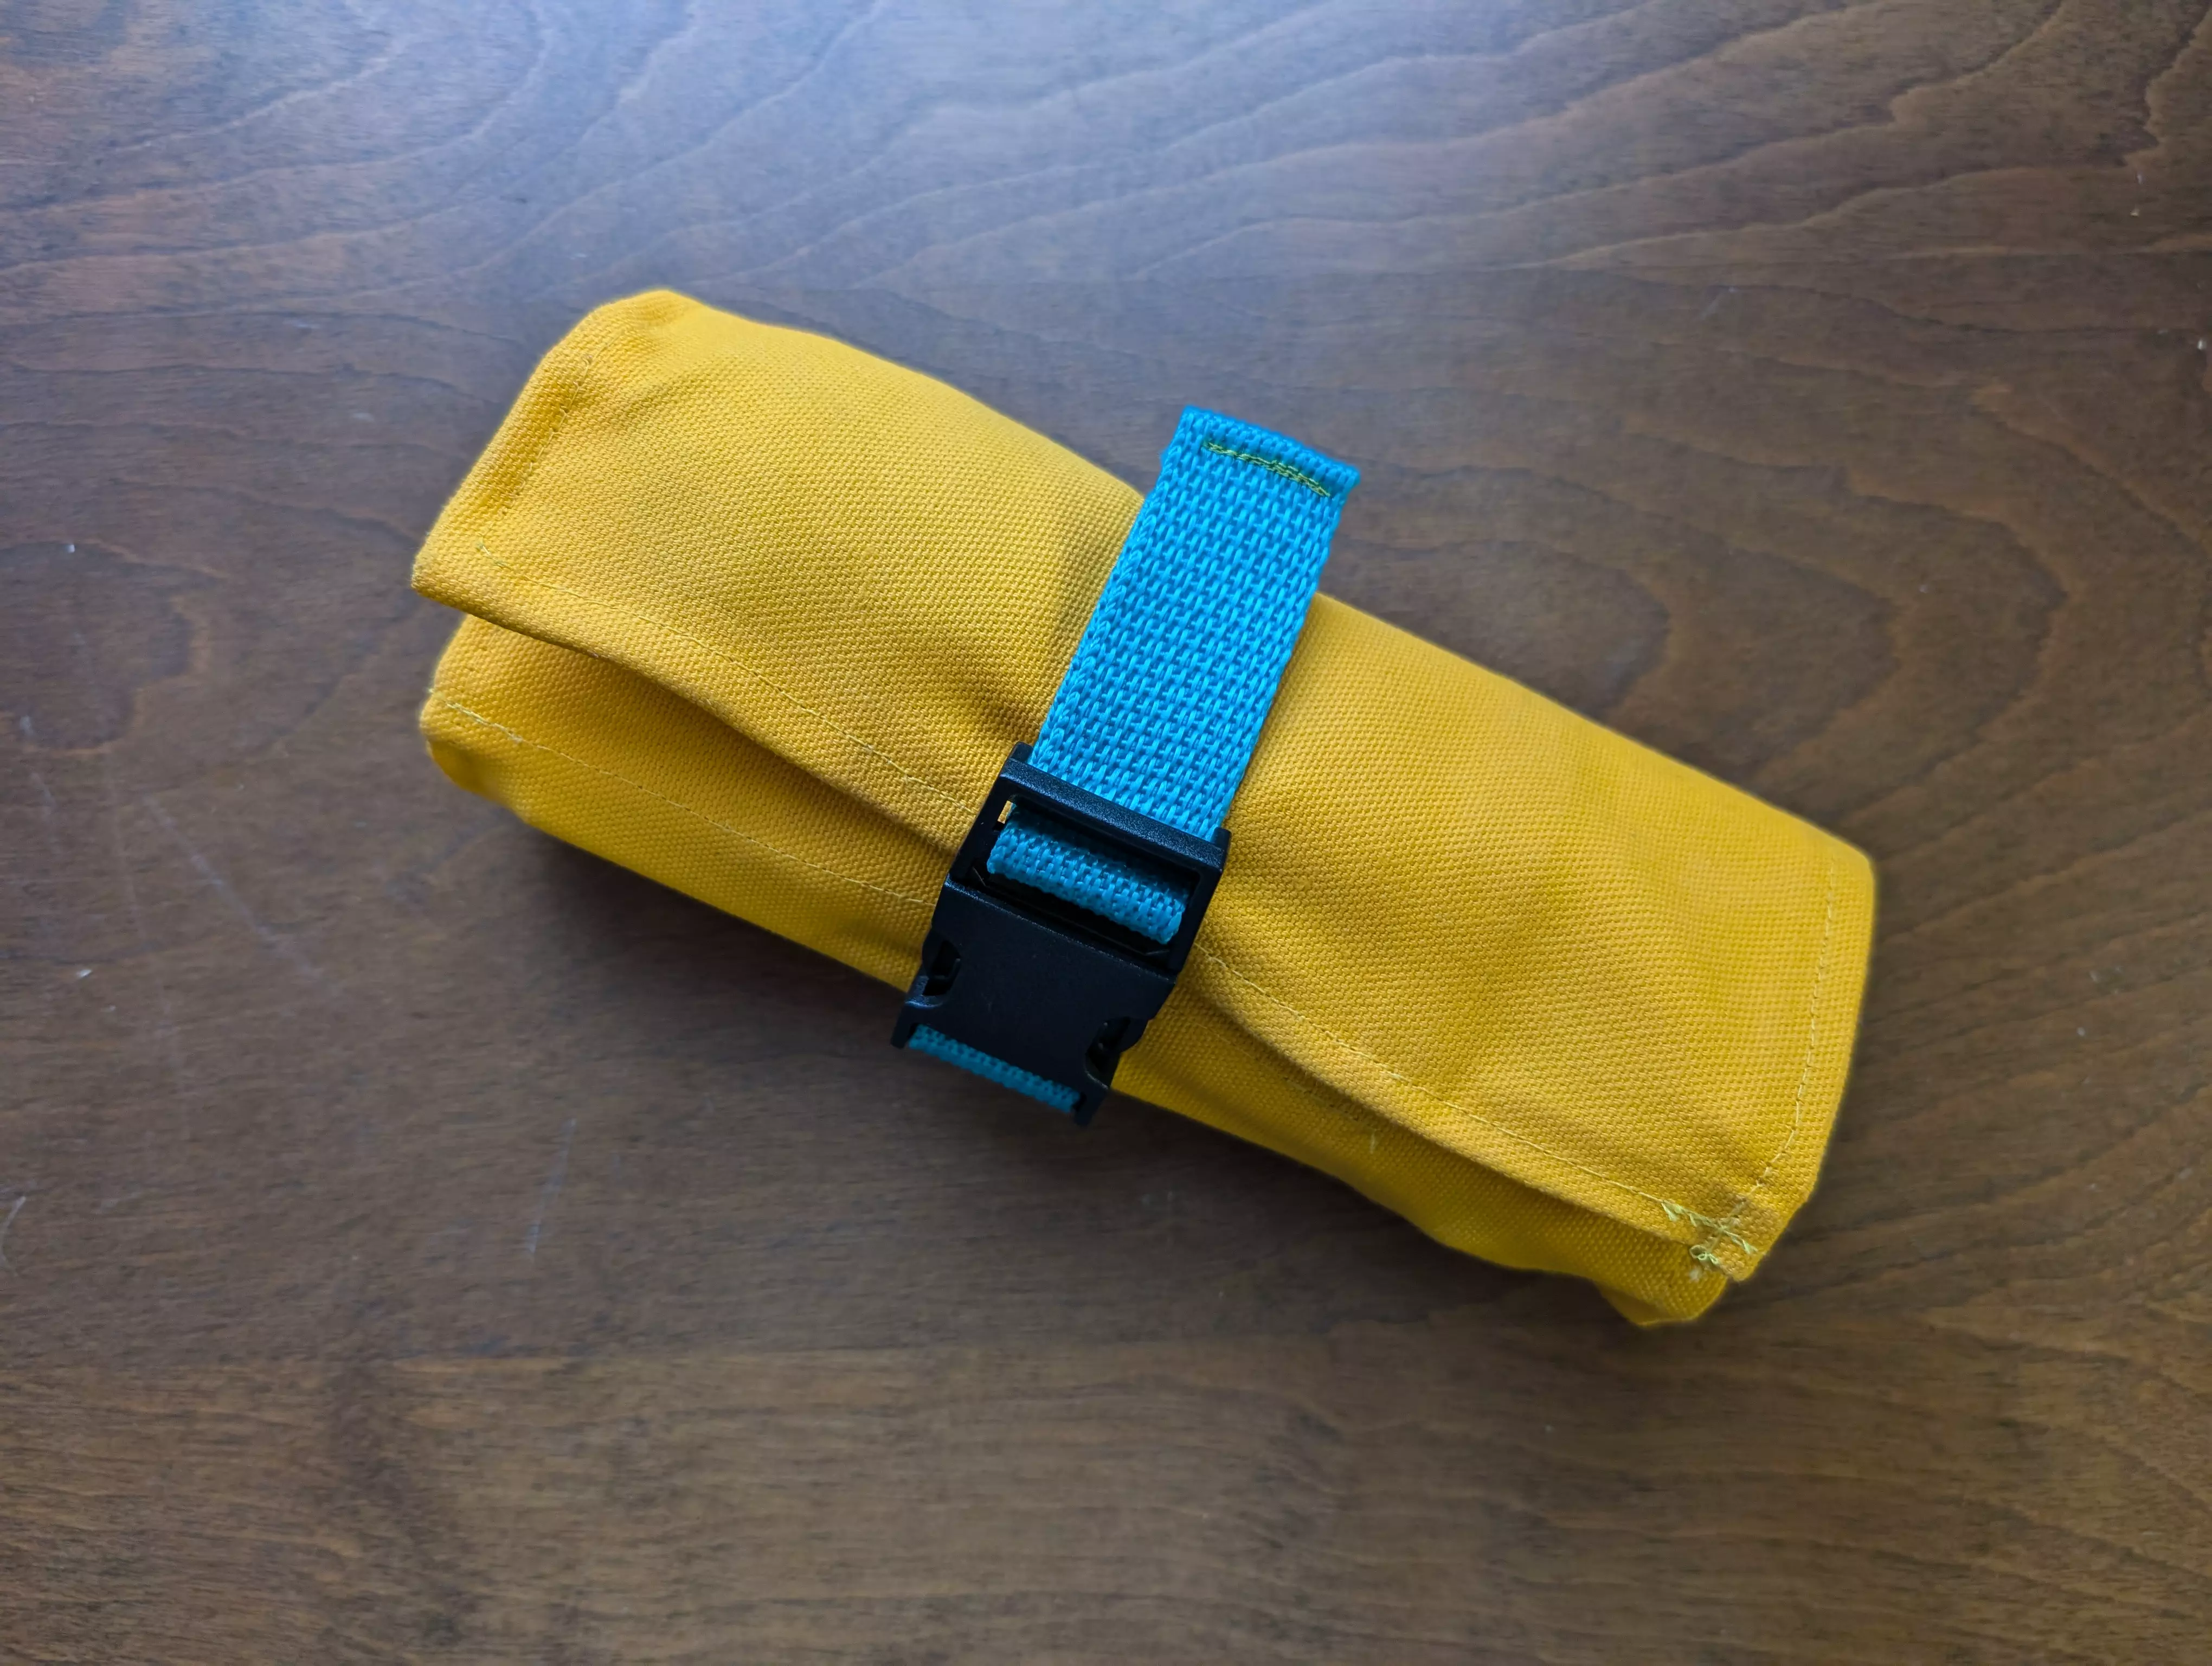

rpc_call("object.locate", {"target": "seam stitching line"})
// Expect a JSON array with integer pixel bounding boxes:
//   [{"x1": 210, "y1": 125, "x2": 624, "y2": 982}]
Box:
[
  {"x1": 487, "y1": 339, "x2": 597, "y2": 516},
  {"x1": 1198, "y1": 437, "x2": 1337, "y2": 498},
  {"x1": 475, "y1": 543, "x2": 970, "y2": 818},
  {"x1": 1192, "y1": 945, "x2": 1697, "y2": 1223},
  {"x1": 428, "y1": 694, "x2": 935, "y2": 913},
  {"x1": 1692, "y1": 856, "x2": 1842, "y2": 1270}
]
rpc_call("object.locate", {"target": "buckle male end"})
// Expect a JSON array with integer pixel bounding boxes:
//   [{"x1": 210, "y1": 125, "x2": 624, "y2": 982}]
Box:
[{"x1": 892, "y1": 746, "x2": 1227, "y2": 1124}]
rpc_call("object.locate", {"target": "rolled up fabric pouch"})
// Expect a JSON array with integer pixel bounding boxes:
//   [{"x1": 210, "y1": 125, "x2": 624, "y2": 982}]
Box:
[{"x1": 411, "y1": 290, "x2": 1875, "y2": 1324}]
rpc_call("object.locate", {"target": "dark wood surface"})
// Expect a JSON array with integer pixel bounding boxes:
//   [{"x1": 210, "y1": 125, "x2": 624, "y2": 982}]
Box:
[{"x1": 5, "y1": 3, "x2": 2210, "y2": 1659}]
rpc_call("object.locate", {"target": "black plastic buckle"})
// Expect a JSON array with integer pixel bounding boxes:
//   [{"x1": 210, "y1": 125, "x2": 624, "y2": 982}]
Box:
[{"x1": 892, "y1": 745, "x2": 1229, "y2": 1125}]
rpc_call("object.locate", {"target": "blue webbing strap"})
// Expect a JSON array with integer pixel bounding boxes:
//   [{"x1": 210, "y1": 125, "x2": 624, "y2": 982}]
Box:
[
  {"x1": 994, "y1": 409, "x2": 1358, "y2": 938},
  {"x1": 911, "y1": 408, "x2": 1358, "y2": 1113},
  {"x1": 906, "y1": 1020, "x2": 1085, "y2": 1111}
]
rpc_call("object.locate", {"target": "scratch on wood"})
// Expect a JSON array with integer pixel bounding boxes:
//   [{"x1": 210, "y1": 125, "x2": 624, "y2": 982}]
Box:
[
  {"x1": 0, "y1": 1194, "x2": 26, "y2": 1271},
  {"x1": 94, "y1": 746, "x2": 190, "y2": 1115},
  {"x1": 524, "y1": 1118, "x2": 578, "y2": 1260},
  {"x1": 143, "y1": 797, "x2": 337, "y2": 994}
]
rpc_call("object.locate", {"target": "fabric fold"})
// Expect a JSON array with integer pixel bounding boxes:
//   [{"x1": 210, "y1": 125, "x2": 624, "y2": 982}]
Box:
[{"x1": 413, "y1": 290, "x2": 1876, "y2": 1323}]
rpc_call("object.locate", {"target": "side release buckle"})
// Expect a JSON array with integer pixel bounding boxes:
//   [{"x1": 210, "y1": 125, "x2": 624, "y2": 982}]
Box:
[{"x1": 891, "y1": 745, "x2": 1229, "y2": 1125}]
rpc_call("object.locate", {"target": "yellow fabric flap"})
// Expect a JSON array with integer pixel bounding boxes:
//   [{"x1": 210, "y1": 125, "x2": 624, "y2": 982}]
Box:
[{"x1": 413, "y1": 291, "x2": 1876, "y2": 1323}]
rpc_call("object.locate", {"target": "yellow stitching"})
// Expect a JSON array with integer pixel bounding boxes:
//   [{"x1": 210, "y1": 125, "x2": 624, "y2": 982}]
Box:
[
  {"x1": 1192, "y1": 945, "x2": 1698, "y2": 1224},
  {"x1": 1692, "y1": 857, "x2": 1843, "y2": 1267},
  {"x1": 428, "y1": 694, "x2": 934, "y2": 913},
  {"x1": 474, "y1": 342, "x2": 599, "y2": 528},
  {"x1": 473, "y1": 542, "x2": 971, "y2": 818},
  {"x1": 1198, "y1": 438, "x2": 1336, "y2": 498},
  {"x1": 1658, "y1": 1199, "x2": 1757, "y2": 1254}
]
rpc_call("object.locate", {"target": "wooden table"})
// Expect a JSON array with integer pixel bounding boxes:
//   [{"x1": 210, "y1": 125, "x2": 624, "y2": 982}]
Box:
[{"x1": 5, "y1": 4, "x2": 2209, "y2": 1659}]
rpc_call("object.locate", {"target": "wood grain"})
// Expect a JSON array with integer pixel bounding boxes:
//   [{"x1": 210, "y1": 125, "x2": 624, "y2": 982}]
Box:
[{"x1": 4, "y1": 2, "x2": 2210, "y2": 1659}]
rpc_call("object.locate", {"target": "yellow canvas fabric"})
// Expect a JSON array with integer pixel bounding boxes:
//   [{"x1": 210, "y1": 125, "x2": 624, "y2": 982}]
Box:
[{"x1": 413, "y1": 291, "x2": 1875, "y2": 1323}]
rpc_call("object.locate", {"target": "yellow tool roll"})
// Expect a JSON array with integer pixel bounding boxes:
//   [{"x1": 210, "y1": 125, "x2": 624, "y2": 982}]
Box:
[{"x1": 413, "y1": 291, "x2": 1875, "y2": 1323}]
